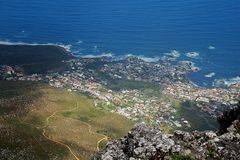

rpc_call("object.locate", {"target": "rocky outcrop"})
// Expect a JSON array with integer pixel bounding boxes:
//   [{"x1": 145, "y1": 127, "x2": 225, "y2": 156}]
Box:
[{"x1": 93, "y1": 120, "x2": 240, "y2": 160}]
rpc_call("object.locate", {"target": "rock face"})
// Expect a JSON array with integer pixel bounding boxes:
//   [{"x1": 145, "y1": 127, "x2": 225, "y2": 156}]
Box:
[{"x1": 93, "y1": 121, "x2": 240, "y2": 160}]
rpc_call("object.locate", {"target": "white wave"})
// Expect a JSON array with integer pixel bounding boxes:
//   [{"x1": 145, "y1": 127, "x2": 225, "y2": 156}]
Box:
[
  {"x1": 57, "y1": 44, "x2": 72, "y2": 52},
  {"x1": 76, "y1": 40, "x2": 83, "y2": 44},
  {"x1": 179, "y1": 60, "x2": 195, "y2": 66},
  {"x1": 164, "y1": 50, "x2": 181, "y2": 58},
  {"x1": 179, "y1": 60, "x2": 201, "y2": 72},
  {"x1": 81, "y1": 52, "x2": 113, "y2": 58},
  {"x1": 0, "y1": 41, "x2": 30, "y2": 45},
  {"x1": 123, "y1": 50, "x2": 184, "y2": 63},
  {"x1": 93, "y1": 45, "x2": 100, "y2": 52},
  {"x1": 208, "y1": 45, "x2": 216, "y2": 50},
  {"x1": 205, "y1": 72, "x2": 216, "y2": 78},
  {"x1": 0, "y1": 40, "x2": 72, "y2": 52},
  {"x1": 138, "y1": 56, "x2": 160, "y2": 62},
  {"x1": 185, "y1": 51, "x2": 200, "y2": 58},
  {"x1": 124, "y1": 53, "x2": 134, "y2": 58},
  {"x1": 124, "y1": 54, "x2": 160, "y2": 62},
  {"x1": 192, "y1": 66, "x2": 201, "y2": 71},
  {"x1": 213, "y1": 76, "x2": 240, "y2": 87},
  {"x1": 160, "y1": 55, "x2": 176, "y2": 62}
]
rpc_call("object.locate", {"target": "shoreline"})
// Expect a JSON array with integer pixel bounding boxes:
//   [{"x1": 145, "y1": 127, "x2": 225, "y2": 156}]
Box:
[
  {"x1": 0, "y1": 42, "x2": 239, "y2": 90},
  {"x1": 1, "y1": 45, "x2": 239, "y2": 129},
  {"x1": 0, "y1": 41, "x2": 74, "y2": 57}
]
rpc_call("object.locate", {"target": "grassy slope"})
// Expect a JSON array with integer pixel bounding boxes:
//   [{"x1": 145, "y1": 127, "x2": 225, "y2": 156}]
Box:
[
  {"x1": 0, "y1": 81, "x2": 69, "y2": 160},
  {"x1": 0, "y1": 81, "x2": 134, "y2": 160}
]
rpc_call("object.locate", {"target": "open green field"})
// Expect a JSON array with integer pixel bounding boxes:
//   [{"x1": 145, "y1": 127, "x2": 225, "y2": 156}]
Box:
[
  {"x1": 178, "y1": 101, "x2": 218, "y2": 131},
  {"x1": 106, "y1": 79, "x2": 163, "y2": 99},
  {"x1": 159, "y1": 96, "x2": 218, "y2": 132},
  {"x1": 168, "y1": 97, "x2": 218, "y2": 132},
  {"x1": 0, "y1": 81, "x2": 134, "y2": 160}
]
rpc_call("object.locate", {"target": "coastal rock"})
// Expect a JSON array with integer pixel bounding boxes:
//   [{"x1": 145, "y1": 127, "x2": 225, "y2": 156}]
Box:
[
  {"x1": 204, "y1": 131, "x2": 217, "y2": 140},
  {"x1": 93, "y1": 120, "x2": 240, "y2": 160}
]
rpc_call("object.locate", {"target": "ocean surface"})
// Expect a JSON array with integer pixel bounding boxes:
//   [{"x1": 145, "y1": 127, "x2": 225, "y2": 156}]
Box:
[{"x1": 0, "y1": 0, "x2": 239, "y2": 87}]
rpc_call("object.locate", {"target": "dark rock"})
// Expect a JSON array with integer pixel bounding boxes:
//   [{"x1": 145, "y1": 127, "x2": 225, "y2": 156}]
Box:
[{"x1": 93, "y1": 120, "x2": 240, "y2": 160}]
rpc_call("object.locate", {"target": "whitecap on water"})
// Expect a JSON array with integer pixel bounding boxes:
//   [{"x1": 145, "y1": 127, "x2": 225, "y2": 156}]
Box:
[
  {"x1": 76, "y1": 40, "x2": 83, "y2": 44},
  {"x1": 208, "y1": 45, "x2": 216, "y2": 50},
  {"x1": 164, "y1": 50, "x2": 181, "y2": 58},
  {"x1": 205, "y1": 72, "x2": 216, "y2": 78},
  {"x1": 213, "y1": 76, "x2": 240, "y2": 87},
  {"x1": 0, "y1": 40, "x2": 72, "y2": 52},
  {"x1": 0, "y1": 41, "x2": 74, "y2": 58},
  {"x1": 81, "y1": 52, "x2": 113, "y2": 58},
  {"x1": 179, "y1": 60, "x2": 201, "y2": 72},
  {"x1": 93, "y1": 45, "x2": 100, "y2": 52},
  {"x1": 124, "y1": 54, "x2": 160, "y2": 62},
  {"x1": 185, "y1": 51, "x2": 199, "y2": 58}
]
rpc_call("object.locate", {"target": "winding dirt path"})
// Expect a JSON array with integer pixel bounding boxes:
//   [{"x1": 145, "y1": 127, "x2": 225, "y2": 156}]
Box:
[
  {"x1": 20, "y1": 100, "x2": 109, "y2": 159},
  {"x1": 18, "y1": 117, "x2": 80, "y2": 160},
  {"x1": 19, "y1": 102, "x2": 81, "y2": 160},
  {"x1": 76, "y1": 120, "x2": 108, "y2": 151},
  {"x1": 40, "y1": 102, "x2": 81, "y2": 160},
  {"x1": 96, "y1": 137, "x2": 108, "y2": 151},
  {"x1": 42, "y1": 129, "x2": 80, "y2": 160}
]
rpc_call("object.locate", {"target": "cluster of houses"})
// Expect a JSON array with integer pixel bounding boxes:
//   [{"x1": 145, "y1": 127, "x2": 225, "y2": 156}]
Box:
[
  {"x1": 1, "y1": 56, "x2": 238, "y2": 129},
  {"x1": 163, "y1": 81, "x2": 240, "y2": 117}
]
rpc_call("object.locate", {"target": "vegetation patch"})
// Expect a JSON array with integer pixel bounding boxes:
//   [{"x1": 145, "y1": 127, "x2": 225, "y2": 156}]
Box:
[
  {"x1": 107, "y1": 79, "x2": 163, "y2": 93},
  {"x1": 171, "y1": 153, "x2": 194, "y2": 160}
]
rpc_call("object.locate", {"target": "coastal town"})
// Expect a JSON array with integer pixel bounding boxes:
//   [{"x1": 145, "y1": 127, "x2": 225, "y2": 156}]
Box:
[
  {"x1": 0, "y1": 56, "x2": 239, "y2": 130},
  {"x1": 163, "y1": 81, "x2": 240, "y2": 117}
]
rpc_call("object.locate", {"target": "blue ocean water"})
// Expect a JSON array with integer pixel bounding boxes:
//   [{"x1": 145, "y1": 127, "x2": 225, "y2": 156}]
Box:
[{"x1": 0, "y1": 0, "x2": 239, "y2": 87}]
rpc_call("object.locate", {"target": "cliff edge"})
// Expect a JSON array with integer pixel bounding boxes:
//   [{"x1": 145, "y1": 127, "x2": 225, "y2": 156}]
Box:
[{"x1": 93, "y1": 120, "x2": 240, "y2": 160}]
